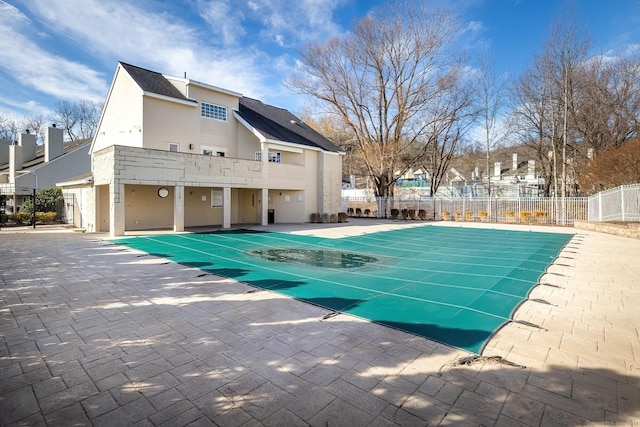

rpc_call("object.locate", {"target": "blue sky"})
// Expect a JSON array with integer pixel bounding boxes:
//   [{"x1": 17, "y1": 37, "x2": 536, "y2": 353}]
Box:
[{"x1": 1, "y1": 0, "x2": 639, "y2": 121}]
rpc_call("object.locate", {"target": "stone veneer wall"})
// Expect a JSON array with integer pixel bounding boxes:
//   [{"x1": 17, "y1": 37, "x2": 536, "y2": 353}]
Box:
[{"x1": 574, "y1": 220, "x2": 640, "y2": 239}]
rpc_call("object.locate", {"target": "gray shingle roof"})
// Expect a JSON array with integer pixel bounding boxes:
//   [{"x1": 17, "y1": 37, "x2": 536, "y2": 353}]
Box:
[
  {"x1": 119, "y1": 63, "x2": 338, "y2": 153},
  {"x1": 120, "y1": 62, "x2": 193, "y2": 102},
  {"x1": 237, "y1": 97, "x2": 340, "y2": 153}
]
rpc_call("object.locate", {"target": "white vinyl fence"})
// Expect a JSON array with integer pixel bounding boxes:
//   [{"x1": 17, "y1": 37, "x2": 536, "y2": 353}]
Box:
[
  {"x1": 344, "y1": 184, "x2": 640, "y2": 225},
  {"x1": 588, "y1": 184, "x2": 640, "y2": 222},
  {"x1": 344, "y1": 196, "x2": 589, "y2": 225}
]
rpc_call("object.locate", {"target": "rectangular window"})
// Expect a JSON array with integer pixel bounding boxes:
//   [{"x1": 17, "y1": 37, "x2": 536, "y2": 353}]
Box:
[
  {"x1": 268, "y1": 152, "x2": 281, "y2": 163},
  {"x1": 254, "y1": 151, "x2": 281, "y2": 163},
  {"x1": 201, "y1": 102, "x2": 227, "y2": 121},
  {"x1": 169, "y1": 143, "x2": 179, "y2": 152},
  {"x1": 211, "y1": 189, "x2": 223, "y2": 208},
  {"x1": 204, "y1": 146, "x2": 226, "y2": 157}
]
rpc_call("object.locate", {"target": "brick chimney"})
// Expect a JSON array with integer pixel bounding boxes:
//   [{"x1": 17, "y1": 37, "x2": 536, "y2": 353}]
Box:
[
  {"x1": 494, "y1": 161, "x2": 501, "y2": 177},
  {"x1": 528, "y1": 160, "x2": 536, "y2": 177},
  {"x1": 9, "y1": 143, "x2": 23, "y2": 184},
  {"x1": 0, "y1": 138, "x2": 11, "y2": 165},
  {"x1": 18, "y1": 131, "x2": 37, "y2": 162},
  {"x1": 45, "y1": 125, "x2": 64, "y2": 162}
]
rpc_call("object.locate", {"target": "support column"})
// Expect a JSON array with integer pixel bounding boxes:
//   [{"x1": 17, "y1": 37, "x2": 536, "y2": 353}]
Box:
[
  {"x1": 111, "y1": 182, "x2": 125, "y2": 236},
  {"x1": 261, "y1": 188, "x2": 269, "y2": 225},
  {"x1": 223, "y1": 187, "x2": 231, "y2": 229},
  {"x1": 174, "y1": 184, "x2": 184, "y2": 232}
]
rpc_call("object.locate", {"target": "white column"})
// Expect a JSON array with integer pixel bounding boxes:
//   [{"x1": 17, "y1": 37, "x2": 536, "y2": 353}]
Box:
[
  {"x1": 223, "y1": 187, "x2": 231, "y2": 229},
  {"x1": 111, "y1": 182, "x2": 125, "y2": 236},
  {"x1": 174, "y1": 185, "x2": 184, "y2": 232}
]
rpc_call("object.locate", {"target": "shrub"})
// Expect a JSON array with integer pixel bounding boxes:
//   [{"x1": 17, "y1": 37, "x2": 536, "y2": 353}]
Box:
[
  {"x1": 355, "y1": 208, "x2": 362, "y2": 216},
  {"x1": 330, "y1": 213, "x2": 338, "y2": 223},
  {"x1": 19, "y1": 188, "x2": 63, "y2": 214},
  {"x1": 364, "y1": 208, "x2": 371, "y2": 216},
  {"x1": 465, "y1": 211, "x2": 473, "y2": 221},
  {"x1": 390, "y1": 208, "x2": 400, "y2": 219},
  {"x1": 519, "y1": 211, "x2": 531, "y2": 222},
  {"x1": 442, "y1": 210, "x2": 450, "y2": 220},
  {"x1": 310, "y1": 213, "x2": 319, "y2": 223},
  {"x1": 11, "y1": 212, "x2": 32, "y2": 225},
  {"x1": 478, "y1": 211, "x2": 488, "y2": 221},
  {"x1": 36, "y1": 212, "x2": 57, "y2": 224},
  {"x1": 534, "y1": 211, "x2": 548, "y2": 222},
  {"x1": 505, "y1": 211, "x2": 515, "y2": 222},
  {"x1": 338, "y1": 212, "x2": 348, "y2": 223},
  {"x1": 347, "y1": 207, "x2": 354, "y2": 216},
  {"x1": 407, "y1": 209, "x2": 416, "y2": 220},
  {"x1": 401, "y1": 208, "x2": 408, "y2": 219},
  {"x1": 417, "y1": 209, "x2": 427, "y2": 220},
  {"x1": 454, "y1": 211, "x2": 461, "y2": 221},
  {"x1": 321, "y1": 213, "x2": 330, "y2": 223}
]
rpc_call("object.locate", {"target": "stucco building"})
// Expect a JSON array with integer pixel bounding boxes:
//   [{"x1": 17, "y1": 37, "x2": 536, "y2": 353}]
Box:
[{"x1": 83, "y1": 62, "x2": 342, "y2": 236}]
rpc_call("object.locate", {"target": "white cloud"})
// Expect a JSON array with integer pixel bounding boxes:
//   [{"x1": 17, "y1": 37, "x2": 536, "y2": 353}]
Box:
[
  {"x1": 194, "y1": 0, "x2": 246, "y2": 47},
  {"x1": 2, "y1": 0, "x2": 351, "y2": 117},
  {"x1": 0, "y1": 96, "x2": 53, "y2": 119},
  {"x1": 19, "y1": 0, "x2": 276, "y2": 98},
  {"x1": 0, "y1": 3, "x2": 108, "y2": 104},
  {"x1": 239, "y1": 0, "x2": 345, "y2": 47}
]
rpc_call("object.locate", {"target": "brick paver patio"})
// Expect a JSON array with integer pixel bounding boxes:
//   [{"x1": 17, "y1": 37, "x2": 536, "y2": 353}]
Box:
[{"x1": 1, "y1": 221, "x2": 639, "y2": 426}]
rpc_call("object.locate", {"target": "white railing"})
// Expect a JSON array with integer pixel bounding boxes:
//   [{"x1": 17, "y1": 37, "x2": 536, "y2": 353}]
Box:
[
  {"x1": 345, "y1": 184, "x2": 640, "y2": 225},
  {"x1": 343, "y1": 196, "x2": 589, "y2": 225},
  {"x1": 588, "y1": 184, "x2": 640, "y2": 222}
]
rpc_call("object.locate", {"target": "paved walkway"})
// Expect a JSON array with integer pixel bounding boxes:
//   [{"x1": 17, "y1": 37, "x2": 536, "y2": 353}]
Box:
[{"x1": 1, "y1": 221, "x2": 639, "y2": 426}]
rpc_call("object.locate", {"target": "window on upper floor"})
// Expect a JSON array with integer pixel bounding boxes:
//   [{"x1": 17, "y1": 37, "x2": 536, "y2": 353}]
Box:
[
  {"x1": 203, "y1": 146, "x2": 227, "y2": 157},
  {"x1": 169, "y1": 143, "x2": 179, "y2": 152},
  {"x1": 254, "y1": 151, "x2": 281, "y2": 163},
  {"x1": 201, "y1": 102, "x2": 227, "y2": 121}
]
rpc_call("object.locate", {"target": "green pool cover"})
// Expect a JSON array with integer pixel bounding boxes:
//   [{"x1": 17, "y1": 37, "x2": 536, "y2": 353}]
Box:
[{"x1": 112, "y1": 225, "x2": 573, "y2": 353}]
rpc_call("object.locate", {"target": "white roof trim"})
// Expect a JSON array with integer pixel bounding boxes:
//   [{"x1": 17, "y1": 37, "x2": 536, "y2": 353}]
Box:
[
  {"x1": 234, "y1": 111, "x2": 267, "y2": 142},
  {"x1": 264, "y1": 139, "x2": 312, "y2": 153},
  {"x1": 166, "y1": 75, "x2": 243, "y2": 98},
  {"x1": 264, "y1": 142, "x2": 303, "y2": 154},
  {"x1": 143, "y1": 91, "x2": 197, "y2": 107},
  {"x1": 57, "y1": 176, "x2": 93, "y2": 187}
]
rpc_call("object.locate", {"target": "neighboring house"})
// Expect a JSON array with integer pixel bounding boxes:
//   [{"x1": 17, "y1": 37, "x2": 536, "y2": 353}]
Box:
[
  {"x1": 488, "y1": 154, "x2": 544, "y2": 197},
  {"x1": 84, "y1": 62, "x2": 342, "y2": 236},
  {"x1": 0, "y1": 126, "x2": 91, "y2": 215},
  {"x1": 342, "y1": 153, "x2": 545, "y2": 200}
]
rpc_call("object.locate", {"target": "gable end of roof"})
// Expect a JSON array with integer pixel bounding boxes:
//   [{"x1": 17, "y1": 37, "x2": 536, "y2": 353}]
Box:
[{"x1": 119, "y1": 62, "x2": 191, "y2": 102}]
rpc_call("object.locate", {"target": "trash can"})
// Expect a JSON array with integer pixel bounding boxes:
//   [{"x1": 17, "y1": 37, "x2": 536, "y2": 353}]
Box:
[{"x1": 268, "y1": 209, "x2": 275, "y2": 224}]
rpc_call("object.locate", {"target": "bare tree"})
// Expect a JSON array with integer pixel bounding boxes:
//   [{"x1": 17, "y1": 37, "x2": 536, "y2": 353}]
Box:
[
  {"x1": 474, "y1": 50, "x2": 509, "y2": 199},
  {"x1": 50, "y1": 100, "x2": 102, "y2": 141},
  {"x1": 510, "y1": 7, "x2": 591, "y2": 198},
  {"x1": 287, "y1": 0, "x2": 468, "y2": 197},
  {"x1": 573, "y1": 52, "x2": 640, "y2": 154},
  {"x1": 544, "y1": 10, "x2": 591, "y2": 196},
  {"x1": 420, "y1": 69, "x2": 477, "y2": 196},
  {"x1": 579, "y1": 138, "x2": 640, "y2": 194},
  {"x1": 510, "y1": 57, "x2": 558, "y2": 196},
  {"x1": 0, "y1": 111, "x2": 46, "y2": 143}
]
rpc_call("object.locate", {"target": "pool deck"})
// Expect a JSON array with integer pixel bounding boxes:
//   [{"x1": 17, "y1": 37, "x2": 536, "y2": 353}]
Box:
[{"x1": 1, "y1": 220, "x2": 639, "y2": 426}]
